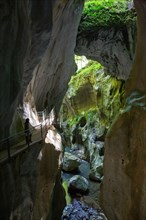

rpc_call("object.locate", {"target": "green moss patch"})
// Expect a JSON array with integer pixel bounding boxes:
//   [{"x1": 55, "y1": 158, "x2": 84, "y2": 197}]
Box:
[
  {"x1": 79, "y1": 0, "x2": 136, "y2": 33},
  {"x1": 64, "y1": 61, "x2": 125, "y2": 131}
]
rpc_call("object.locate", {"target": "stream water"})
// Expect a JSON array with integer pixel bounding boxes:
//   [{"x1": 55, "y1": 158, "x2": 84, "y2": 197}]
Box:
[{"x1": 62, "y1": 158, "x2": 100, "y2": 204}]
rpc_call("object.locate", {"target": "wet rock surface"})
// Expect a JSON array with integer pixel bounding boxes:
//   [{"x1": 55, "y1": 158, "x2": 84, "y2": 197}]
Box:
[
  {"x1": 62, "y1": 152, "x2": 81, "y2": 172},
  {"x1": 61, "y1": 199, "x2": 107, "y2": 220},
  {"x1": 62, "y1": 150, "x2": 105, "y2": 219},
  {"x1": 68, "y1": 175, "x2": 89, "y2": 192},
  {"x1": 62, "y1": 152, "x2": 101, "y2": 203}
]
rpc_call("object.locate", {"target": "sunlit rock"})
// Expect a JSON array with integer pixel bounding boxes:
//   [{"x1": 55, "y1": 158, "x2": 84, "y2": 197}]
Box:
[{"x1": 45, "y1": 125, "x2": 62, "y2": 152}]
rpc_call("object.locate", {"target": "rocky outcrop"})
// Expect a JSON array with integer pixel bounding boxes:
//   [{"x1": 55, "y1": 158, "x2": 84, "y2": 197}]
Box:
[
  {"x1": 100, "y1": 0, "x2": 146, "y2": 219},
  {"x1": 76, "y1": 24, "x2": 136, "y2": 80}
]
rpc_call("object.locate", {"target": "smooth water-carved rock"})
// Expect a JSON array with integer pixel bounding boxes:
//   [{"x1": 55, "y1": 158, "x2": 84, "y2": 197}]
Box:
[
  {"x1": 33, "y1": 143, "x2": 65, "y2": 220},
  {"x1": 101, "y1": 109, "x2": 146, "y2": 220},
  {"x1": 25, "y1": 0, "x2": 84, "y2": 115},
  {"x1": 89, "y1": 165, "x2": 103, "y2": 183},
  {"x1": 76, "y1": 25, "x2": 136, "y2": 80},
  {"x1": 62, "y1": 152, "x2": 81, "y2": 172},
  {"x1": 68, "y1": 175, "x2": 89, "y2": 192},
  {"x1": 0, "y1": 0, "x2": 30, "y2": 140},
  {"x1": 101, "y1": 0, "x2": 146, "y2": 219}
]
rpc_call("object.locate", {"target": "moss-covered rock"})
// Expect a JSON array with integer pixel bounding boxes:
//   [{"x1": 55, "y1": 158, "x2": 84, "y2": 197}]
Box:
[
  {"x1": 64, "y1": 61, "x2": 124, "y2": 131},
  {"x1": 61, "y1": 60, "x2": 125, "y2": 178},
  {"x1": 79, "y1": 0, "x2": 136, "y2": 33}
]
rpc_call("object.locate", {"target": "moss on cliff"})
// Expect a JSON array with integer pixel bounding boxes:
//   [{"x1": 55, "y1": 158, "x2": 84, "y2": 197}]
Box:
[
  {"x1": 63, "y1": 61, "x2": 124, "y2": 133},
  {"x1": 67, "y1": 61, "x2": 100, "y2": 98},
  {"x1": 79, "y1": 0, "x2": 136, "y2": 33}
]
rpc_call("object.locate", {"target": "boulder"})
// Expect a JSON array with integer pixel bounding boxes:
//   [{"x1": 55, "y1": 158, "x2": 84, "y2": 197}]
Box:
[
  {"x1": 62, "y1": 152, "x2": 81, "y2": 172},
  {"x1": 68, "y1": 175, "x2": 89, "y2": 192}
]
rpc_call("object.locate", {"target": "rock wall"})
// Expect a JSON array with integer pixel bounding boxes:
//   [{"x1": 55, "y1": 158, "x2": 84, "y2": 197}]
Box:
[
  {"x1": 101, "y1": 109, "x2": 146, "y2": 220},
  {"x1": 0, "y1": 142, "x2": 41, "y2": 219},
  {"x1": 0, "y1": 0, "x2": 53, "y2": 140},
  {"x1": 1, "y1": 0, "x2": 146, "y2": 219},
  {"x1": 100, "y1": 0, "x2": 146, "y2": 219},
  {"x1": 0, "y1": 0, "x2": 84, "y2": 137},
  {"x1": 24, "y1": 0, "x2": 85, "y2": 115},
  {"x1": 32, "y1": 143, "x2": 65, "y2": 220},
  {"x1": 22, "y1": 0, "x2": 53, "y2": 94},
  {"x1": 0, "y1": 0, "x2": 30, "y2": 140},
  {"x1": 0, "y1": 142, "x2": 65, "y2": 220},
  {"x1": 0, "y1": 1, "x2": 83, "y2": 219},
  {"x1": 76, "y1": 25, "x2": 136, "y2": 80}
]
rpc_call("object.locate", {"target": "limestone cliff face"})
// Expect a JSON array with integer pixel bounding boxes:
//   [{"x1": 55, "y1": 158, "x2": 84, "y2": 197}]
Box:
[
  {"x1": 101, "y1": 109, "x2": 146, "y2": 220},
  {"x1": 0, "y1": 0, "x2": 53, "y2": 140},
  {"x1": 0, "y1": 0, "x2": 30, "y2": 140},
  {"x1": 1, "y1": 1, "x2": 146, "y2": 220},
  {"x1": 0, "y1": 142, "x2": 41, "y2": 219},
  {"x1": 0, "y1": 142, "x2": 65, "y2": 220},
  {"x1": 0, "y1": 1, "x2": 83, "y2": 219},
  {"x1": 24, "y1": 0, "x2": 85, "y2": 115},
  {"x1": 0, "y1": 0, "x2": 84, "y2": 138},
  {"x1": 22, "y1": 0, "x2": 53, "y2": 94},
  {"x1": 76, "y1": 25, "x2": 136, "y2": 80},
  {"x1": 100, "y1": 0, "x2": 146, "y2": 219}
]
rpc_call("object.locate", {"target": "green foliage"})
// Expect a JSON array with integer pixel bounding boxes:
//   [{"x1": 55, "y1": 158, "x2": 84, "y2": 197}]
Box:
[{"x1": 79, "y1": 0, "x2": 136, "y2": 32}]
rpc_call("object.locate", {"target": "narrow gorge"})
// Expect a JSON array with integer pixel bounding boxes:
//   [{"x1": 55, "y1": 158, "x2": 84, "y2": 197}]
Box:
[{"x1": 0, "y1": 0, "x2": 146, "y2": 220}]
